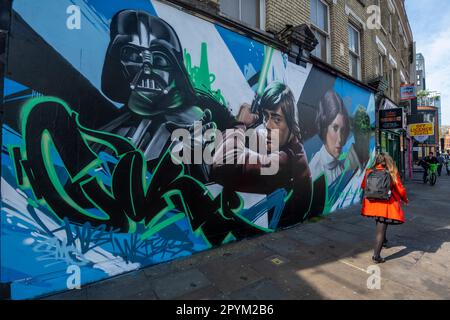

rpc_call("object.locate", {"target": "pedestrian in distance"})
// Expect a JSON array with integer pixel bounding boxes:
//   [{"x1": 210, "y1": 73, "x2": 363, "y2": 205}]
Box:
[
  {"x1": 444, "y1": 154, "x2": 450, "y2": 176},
  {"x1": 437, "y1": 152, "x2": 444, "y2": 177},
  {"x1": 361, "y1": 152, "x2": 408, "y2": 264}
]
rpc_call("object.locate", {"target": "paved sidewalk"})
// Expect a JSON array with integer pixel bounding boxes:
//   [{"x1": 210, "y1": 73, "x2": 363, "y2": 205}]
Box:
[{"x1": 45, "y1": 173, "x2": 450, "y2": 300}]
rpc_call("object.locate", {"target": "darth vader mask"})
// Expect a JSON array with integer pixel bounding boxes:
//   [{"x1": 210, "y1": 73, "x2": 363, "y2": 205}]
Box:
[{"x1": 102, "y1": 10, "x2": 195, "y2": 116}]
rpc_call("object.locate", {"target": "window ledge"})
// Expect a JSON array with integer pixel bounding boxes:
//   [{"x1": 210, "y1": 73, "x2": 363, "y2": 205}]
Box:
[{"x1": 389, "y1": 37, "x2": 398, "y2": 52}]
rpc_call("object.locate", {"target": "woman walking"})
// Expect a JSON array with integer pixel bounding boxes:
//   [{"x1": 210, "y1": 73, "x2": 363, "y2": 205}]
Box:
[{"x1": 361, "y1": 153, "x2": 408, "y2": 264}]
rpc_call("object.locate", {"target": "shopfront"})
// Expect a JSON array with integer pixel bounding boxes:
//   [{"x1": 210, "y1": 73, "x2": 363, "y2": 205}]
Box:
[
  {"x1": 412, "y1": 107, "x2": 439, "y2": 161},
  {"x1": 380, "y1": 130, "x2": 403, "y2": 172},
  {"x1": 415, "y1": 144, "x2": 438, "y2": 159},
  {"x1": 378, "y1": 99, "x2": 406, "y2": 176}
]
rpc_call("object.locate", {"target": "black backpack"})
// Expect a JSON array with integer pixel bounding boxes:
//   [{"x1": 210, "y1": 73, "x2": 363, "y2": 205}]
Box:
[{"x1": 364, "y1": 169, "x2": 392, "y2": 201}]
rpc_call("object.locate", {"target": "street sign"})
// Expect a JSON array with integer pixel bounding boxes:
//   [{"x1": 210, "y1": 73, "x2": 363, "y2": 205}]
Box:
[
  {"x1": 409, "y1": 123, "x2": 434, "y2": 137},
  {"x1": 400, "y1": 84, "x2": 417, "y2": 101},
  {"x1": 380, "y1": 108, "x2": 404, "y2": 130}
]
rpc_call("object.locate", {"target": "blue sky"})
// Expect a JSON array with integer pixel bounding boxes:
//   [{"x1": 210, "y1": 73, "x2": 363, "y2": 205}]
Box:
[{"x1": 406, "y1": 0, "x2": 450, "y2": 125}]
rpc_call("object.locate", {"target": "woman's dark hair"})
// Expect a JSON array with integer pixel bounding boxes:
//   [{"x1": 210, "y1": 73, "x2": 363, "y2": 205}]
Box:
[
  {"x1": 259, "y1": 81, "x2": 301, "y2": 140},
  {"x1": 316, "y1": 90, "x2": 350, "y2": 142}
]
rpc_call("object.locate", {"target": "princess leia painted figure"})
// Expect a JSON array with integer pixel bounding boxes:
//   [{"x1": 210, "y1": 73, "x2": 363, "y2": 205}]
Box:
[{"x1": 309, "y1": 90, "x2": 351, "y2": 186}]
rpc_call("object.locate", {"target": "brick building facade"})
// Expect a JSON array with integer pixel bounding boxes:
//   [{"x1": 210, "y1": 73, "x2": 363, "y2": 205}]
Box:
[{"x1": 170, "y1": 0, "x2": 415, "y2": 105}]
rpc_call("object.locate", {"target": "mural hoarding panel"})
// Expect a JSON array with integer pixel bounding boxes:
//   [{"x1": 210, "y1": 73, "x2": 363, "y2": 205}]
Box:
[{"x1": 1, "y1": 0, "x2": 376, "y2": 299}]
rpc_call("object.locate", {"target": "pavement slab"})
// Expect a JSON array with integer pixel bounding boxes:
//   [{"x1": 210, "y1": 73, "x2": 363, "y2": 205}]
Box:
[{"x1": 149, "y1": 269, "x2": 212, "y2": 300}]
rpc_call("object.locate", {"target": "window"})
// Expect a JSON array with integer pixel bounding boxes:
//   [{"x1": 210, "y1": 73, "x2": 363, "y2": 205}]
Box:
[
  {"x1": 348, "y1": 24, "x2": 361, "y2": 80},
  {"x1": 377, "y1": 54, "x2": 384, "y2": 76},
  {"x1": 310, "y1": 0, "x2": 330, "y2": 62},
  {"x1": 389, "y1": 14, "x2": 392, "y2": 34},
  {"x1": 221, "y1": 0, "x2": 265, "y2": 30},
  {"x1": 388, "y1": 14, "x2": 395, "y2": 43},
  {"x1": 389, "y1": 69, "x2": 396, "y2": 98},
  {"x1": 376, "y1": 0, "x2": 383, "y2": 29}
]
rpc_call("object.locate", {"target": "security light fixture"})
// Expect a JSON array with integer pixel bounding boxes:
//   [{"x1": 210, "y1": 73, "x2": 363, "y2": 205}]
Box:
[
  {"x1": 368, "y1": 76, "x2": 390, "y2": 94},
  {"x1": 276, "y1": 24, "x2": 318, "y2": 66}
]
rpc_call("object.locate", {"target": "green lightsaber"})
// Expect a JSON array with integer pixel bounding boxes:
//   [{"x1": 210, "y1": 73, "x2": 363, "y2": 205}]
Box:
[{"x1": 251, "y1": 45, "x2": 275, "y2": 114}]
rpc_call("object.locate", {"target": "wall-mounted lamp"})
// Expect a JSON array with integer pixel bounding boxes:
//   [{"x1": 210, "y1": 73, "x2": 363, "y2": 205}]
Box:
[{"x1": 276, "y1": 24, "x2": 318, "y2": 66}]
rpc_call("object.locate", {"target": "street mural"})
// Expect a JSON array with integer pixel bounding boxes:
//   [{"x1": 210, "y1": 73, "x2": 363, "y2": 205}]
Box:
[{"x1": 1, "y1": 0, "x2": 376, "y2": 299}]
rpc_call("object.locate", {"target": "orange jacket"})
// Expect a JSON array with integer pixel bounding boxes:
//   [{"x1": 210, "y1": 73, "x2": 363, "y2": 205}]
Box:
[{"x1": 361, "y1": 165, "x2": 408, "y2": 223}]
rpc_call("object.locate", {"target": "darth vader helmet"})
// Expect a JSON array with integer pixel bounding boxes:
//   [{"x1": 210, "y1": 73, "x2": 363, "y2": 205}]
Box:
[{"x1": 101, "y1": 10, "x2": 196, "y2": 116}]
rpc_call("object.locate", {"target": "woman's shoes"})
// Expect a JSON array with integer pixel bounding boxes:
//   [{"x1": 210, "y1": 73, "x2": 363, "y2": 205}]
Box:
[{"x1": 372, "y1": 256, "x2": 386, "y2": 264}]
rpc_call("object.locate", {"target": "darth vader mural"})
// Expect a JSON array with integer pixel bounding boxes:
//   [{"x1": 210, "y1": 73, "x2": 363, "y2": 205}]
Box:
[
  {"x1": 1, "y1": 0, "x2": 375, "y2": 300},
  {"x1": 99, "y1": 10, "x2": 236, "y2": 177}
]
